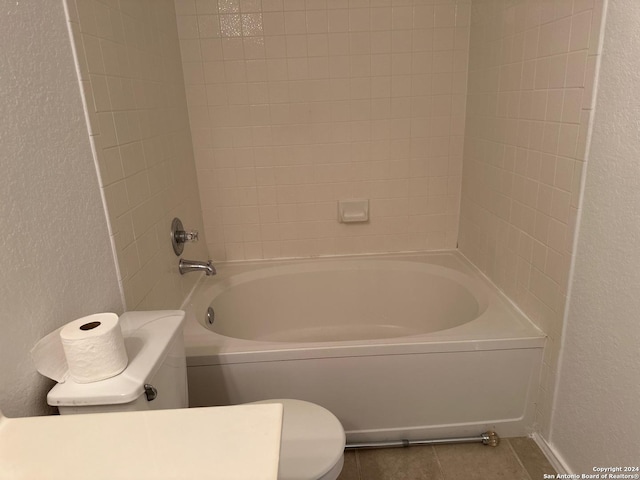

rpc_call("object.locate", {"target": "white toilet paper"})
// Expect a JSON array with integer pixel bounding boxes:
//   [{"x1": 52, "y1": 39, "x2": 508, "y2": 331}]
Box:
[
  {"x1": 61, "y1": 313, "x2": 128, "y2": 383},
  {"x1": 30, "y1": 325, "x2": 69, "y2": 383},
  {"x1": 31, "y1": 313, "x2": 128, "y2": 384}
]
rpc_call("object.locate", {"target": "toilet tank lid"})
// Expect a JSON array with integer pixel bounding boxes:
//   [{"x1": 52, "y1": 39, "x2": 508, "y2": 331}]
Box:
[{"x1": 47, "y1": 311, "x2": 185, "y2": 407}]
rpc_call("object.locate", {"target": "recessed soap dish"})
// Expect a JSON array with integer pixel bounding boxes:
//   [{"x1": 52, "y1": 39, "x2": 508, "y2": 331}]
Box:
[{"x1": 338, "y1": 199, "x2": 369, "y2": 223}]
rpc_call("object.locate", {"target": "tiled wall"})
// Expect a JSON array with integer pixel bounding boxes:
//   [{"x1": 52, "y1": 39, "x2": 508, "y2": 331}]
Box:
[
  {"x1": 458, "y1": 0, "x2": 605, "y2": 436},
  {"x1": 175, "y1": 0, "x2": 471, "y2": 260},
  {"x1": 64, "y1": 0, "x2": 210, "y2": 310}
]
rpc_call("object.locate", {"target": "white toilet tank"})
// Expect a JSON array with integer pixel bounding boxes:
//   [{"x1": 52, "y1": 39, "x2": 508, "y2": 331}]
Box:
[{"x1": 48, "y1": 311, "x2": 188, "y2": 415}]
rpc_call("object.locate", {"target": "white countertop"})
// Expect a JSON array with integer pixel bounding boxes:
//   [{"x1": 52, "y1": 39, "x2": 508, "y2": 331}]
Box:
[{"x1": 0, "y1": 403, "x2": 283, "y2": 480}]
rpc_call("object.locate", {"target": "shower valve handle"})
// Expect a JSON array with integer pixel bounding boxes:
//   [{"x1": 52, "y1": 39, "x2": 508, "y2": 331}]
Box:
[
  {"x1": 171, "y1": 217, "x2": 199, "y2": 256},
  {"x1": 175, "y1": 230, "x2": 199, "y2": 243}
]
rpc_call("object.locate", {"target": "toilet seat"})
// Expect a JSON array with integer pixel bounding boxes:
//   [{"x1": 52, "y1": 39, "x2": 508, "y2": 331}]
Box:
[{"x1": 252, "y1": 399, "x2": 346, "y2": 480}]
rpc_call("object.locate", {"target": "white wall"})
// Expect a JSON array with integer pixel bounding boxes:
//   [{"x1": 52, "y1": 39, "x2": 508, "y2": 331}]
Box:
[
  {"x1": 549, "y1": 0, "x2": 640, "y2": 469},
  {"x1": 0, "y1": 1, "x2": 122, "y2": 417}
]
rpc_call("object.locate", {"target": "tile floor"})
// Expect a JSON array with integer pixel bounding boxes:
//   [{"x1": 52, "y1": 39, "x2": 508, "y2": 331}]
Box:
[{"x1": 337, "y1": 437, "x2": 556, "y2": 480}]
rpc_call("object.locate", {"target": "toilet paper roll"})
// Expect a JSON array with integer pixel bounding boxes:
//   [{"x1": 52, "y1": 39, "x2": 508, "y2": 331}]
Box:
[
  {"x1": 60, "y1": 313, "x2": 128, "y2": 384},
  {"x1": 31, "y1": 313, "x2": 128, "y2": 384}
]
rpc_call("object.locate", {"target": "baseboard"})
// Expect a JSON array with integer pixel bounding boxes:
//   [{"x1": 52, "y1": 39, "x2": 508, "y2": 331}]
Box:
[{"x1": 531, "y1": 433, "x2": 571, "y2": 475}]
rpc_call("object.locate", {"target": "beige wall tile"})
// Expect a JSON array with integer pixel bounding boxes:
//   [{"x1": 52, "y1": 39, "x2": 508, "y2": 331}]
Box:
[
  {"x1": 177, "y1": 0, "x2": 470, "y2": 260},
  {"x1": 458, "y1": 0, "x2": 604, "y2": 438},
  {"x1": 65, "y1": 0, "x2": 210, "y2": 310}
]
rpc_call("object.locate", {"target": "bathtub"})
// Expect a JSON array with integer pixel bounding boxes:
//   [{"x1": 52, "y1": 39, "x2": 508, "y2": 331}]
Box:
[{"x1": 182, "y1": 251, "x2": 545, "y2": 442}]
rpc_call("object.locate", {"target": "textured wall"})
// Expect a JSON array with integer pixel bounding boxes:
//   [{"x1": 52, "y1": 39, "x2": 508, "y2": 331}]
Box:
[
  {"x1": 0, "y1": 1, "x2": 122, "y2": 417},
  {"x1": 175, "y1": 0, "x2": 471, "y2": 261},
  {"x1": 458, "y1": 0, "x2": 605, "y2": 436},
  {"x1": 549, "y1": 0, "x2": 640, "y2": 469},
  {"x1": 64, "y1": 0, "x2": 210, "y2": 310}
]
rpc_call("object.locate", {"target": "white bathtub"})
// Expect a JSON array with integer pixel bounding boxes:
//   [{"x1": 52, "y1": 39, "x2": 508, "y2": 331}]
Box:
[{"x1": 182, "y1": 251, "x2": 545, "y2": 442}]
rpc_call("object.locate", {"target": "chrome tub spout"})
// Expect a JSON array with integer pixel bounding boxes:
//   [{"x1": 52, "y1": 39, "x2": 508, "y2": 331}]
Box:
[{"x1": 179, "y1": 259, "x2": 216, "y2": 276}]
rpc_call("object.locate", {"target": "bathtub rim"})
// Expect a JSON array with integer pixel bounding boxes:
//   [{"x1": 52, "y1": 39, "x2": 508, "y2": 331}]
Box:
[
  {"x1": 182, "y1": 250, "x2": 546, "y2": 366},
  {"x1": 202, "y1": 258, "x2": 491, "y2": 341}
]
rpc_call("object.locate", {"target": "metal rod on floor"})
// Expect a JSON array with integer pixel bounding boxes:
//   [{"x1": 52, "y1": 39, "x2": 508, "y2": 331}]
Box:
[{"x1": 345, "y1": 431, "x2": 500, "y2": 450}]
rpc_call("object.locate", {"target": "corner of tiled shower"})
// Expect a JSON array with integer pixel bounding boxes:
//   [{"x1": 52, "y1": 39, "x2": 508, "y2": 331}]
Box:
[
  {"x1": 62, "y1": 0, "x2": 211, "y2": 312},
  {"x1": 173, "y1": 0, "x2": 607, "y2": 439},
  {"x1": 456, "y1": 0, "x2": 606, "y2": 438},
  {"x1": 63, "y1": 0, "x2": 607, "y2": 446}
]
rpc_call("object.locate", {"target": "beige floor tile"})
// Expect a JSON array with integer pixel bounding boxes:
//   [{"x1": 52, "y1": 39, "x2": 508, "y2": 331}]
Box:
[
  {"x1": 434, "y1": 442, "x2": 531, "y2": 480},
  {"x1": 508, "y1": 437, "x2": 557, "y2": 479},
  {"x1": 337, "y1": 450, "x2": 359, "y2": 480},
  {"x1": 357, "y1": 446, "x2": 444, "y2": 480}
]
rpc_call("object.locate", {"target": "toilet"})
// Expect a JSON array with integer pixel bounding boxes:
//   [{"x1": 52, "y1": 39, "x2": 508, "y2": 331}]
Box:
[{"x1": 47, "y1": 311, "x2": 345, "y2": 480}]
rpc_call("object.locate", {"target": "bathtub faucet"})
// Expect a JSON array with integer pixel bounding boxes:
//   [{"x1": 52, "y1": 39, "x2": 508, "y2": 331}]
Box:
[{"x1": 179, "y1": 259, "x2": 217, "y2": 276}]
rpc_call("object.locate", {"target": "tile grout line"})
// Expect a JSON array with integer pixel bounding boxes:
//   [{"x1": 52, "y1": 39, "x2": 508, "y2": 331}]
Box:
[
  {"x1": 354, "y1": 448, "x2": 362, "y2": 480},
  {"x1": 431, "y1": 445, "x2": 447, "y2": 480},
  {"x1": 505, "y1": 438, "x2": 534, "y2": 480}
]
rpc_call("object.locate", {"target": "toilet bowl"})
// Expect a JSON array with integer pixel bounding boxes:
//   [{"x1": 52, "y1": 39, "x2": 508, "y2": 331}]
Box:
[
  {"x1": 47, "y1": 311, "x2": 346, "y2": 480},
  {"x1": 253, "y1": 399, "x2": 345, "y2": 480}
]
